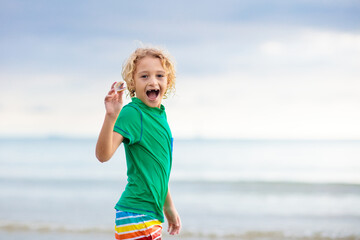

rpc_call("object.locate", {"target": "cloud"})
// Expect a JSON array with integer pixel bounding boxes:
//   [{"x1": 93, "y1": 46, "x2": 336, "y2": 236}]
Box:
[
  {"x1": 1, "y1": 1, "x2": 360, "y2": 139},
  {"x1": 2, "y1": 1, "x2": 360, "y2": 40},
  {"x1": 167, "y1": 69, "x2": 360, "y2": 139},
  {"x1": 2, "y1": 27, "x2": 360, "y2": 139},
  {"x1": 165, "y1": 28, "x2": 360, "y2": 139},
  {"x1": 259, "y1": 29, "x2": 360, "y2": 60}
]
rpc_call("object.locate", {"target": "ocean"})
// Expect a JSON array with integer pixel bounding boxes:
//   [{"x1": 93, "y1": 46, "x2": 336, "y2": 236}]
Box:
[{"x1": 0, "y1": 138, "x2": 360, "y2": 240}]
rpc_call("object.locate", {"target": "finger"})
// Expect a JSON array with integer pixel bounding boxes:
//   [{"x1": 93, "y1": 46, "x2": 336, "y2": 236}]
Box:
[
  {"x1": 169, "y1": 224, "x2": 175, "y2": 235},
  {"x1": 115, "y1": 90, "x2": 124, "y2": 102},
  {"x1": 169, "y1": 226, "x2": 174, "y2": 235},
  {"x1": 167, "y1": 223, "x2": 172, "y2": 234},
  {"x1": 104, "y1": 94, "x2": 112, "y2": 101},
  {"x1": 174, "y1": 225, "x2": 179, "y2": 235},
  {"x1": 172, "y1": 218, "x2": 181, "y2": 235},
  {"x1": 173, "y1": 224, "x2": 180, "y2": 235},
  {"x1": 107, "y1": 88, "x2": 116, "y2": 97},
  {"x1": 104, "y1": 92, "x2": 118, "y2": 102},
  {"x1": 108, "y1": 82, "x2": 118, "y2": 95},
  {"x1": 169, "y1": 223, "x2": 179, "y2": 235},
  {"x1": 117, "y1": 89, "x2": 124, "y2": 97},
  {"x1": 178, "y1": 217, "x2": 182, "y2": 232}
]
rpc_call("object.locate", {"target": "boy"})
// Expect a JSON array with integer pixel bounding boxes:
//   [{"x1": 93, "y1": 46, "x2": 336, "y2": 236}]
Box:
[{"x1": 96, "y1": 47, "x2": 181, "y2": 240}]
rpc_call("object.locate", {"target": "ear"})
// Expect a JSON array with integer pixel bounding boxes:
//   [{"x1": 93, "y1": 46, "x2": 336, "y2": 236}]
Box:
[
  {"x1": 128, "y1": 78, "x2": 136, "y2": 90},
  {"x1": 124, "y1": 78, "x2": 134, "y2": 97}
]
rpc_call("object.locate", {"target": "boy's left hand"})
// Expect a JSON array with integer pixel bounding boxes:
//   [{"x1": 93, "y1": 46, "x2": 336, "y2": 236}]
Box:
[{"x1": 164, "y1": 207, "x2": 181, "y2": 235}]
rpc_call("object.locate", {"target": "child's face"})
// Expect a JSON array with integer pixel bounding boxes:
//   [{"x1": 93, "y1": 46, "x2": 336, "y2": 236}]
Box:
[{"x1": 134, "y1": 56, "x2": 168, "y2": 108}]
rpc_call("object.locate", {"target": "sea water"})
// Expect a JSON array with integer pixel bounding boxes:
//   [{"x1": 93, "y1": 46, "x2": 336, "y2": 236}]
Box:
[{"x1": 0, "y1": 138, "x2": 360, "y2": 240}]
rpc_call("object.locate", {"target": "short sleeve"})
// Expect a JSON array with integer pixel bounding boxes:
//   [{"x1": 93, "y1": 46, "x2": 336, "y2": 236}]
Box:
[{"x1": 113, "y1": 105, "x2": 142, "y2": 145}]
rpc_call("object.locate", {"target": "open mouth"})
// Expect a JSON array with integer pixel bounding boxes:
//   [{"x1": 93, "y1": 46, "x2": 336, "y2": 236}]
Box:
[{"x1": 146, "y1": 89, "x2": 160, "y2": 100}]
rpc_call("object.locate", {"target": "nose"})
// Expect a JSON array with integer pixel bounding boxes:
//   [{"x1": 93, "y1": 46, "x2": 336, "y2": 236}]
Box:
[{"x1": 148, "y1": 75, "x2": 158, "y2": 86}]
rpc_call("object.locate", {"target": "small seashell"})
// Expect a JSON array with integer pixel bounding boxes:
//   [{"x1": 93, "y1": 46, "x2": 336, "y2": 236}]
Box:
[{"x1": 114, "y1": 81, "x2": 126, "y2": 92}]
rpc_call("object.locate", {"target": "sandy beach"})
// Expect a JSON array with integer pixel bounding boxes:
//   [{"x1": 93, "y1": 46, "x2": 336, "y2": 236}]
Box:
[{"x1": 2, "y1": 229, "x2": 360, "y2": 240}]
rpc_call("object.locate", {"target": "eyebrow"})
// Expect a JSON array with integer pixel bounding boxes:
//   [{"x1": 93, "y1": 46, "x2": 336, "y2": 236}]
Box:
[{"x1": 137, "y1": 70, "x2": 166, "y2": 75}]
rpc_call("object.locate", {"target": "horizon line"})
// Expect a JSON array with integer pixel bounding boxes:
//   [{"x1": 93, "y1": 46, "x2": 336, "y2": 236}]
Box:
[{"x1": 1, "y1": 134, "x2": 360, "y2": 142}]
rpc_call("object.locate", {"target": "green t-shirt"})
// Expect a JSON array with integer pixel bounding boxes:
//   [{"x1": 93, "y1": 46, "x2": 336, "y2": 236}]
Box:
[{"x1": 113, "y1": 97, "x2": 173, "y2": 222}]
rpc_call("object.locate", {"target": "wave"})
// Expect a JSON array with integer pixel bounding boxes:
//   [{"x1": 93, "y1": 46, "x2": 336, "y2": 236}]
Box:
[
  {"x1": 1, "y1": 165, "x2": 360, "y2": 186},
  {"x1": 1, "y1": 220, "x2": 359, "y2": 240},
  {"x1": 0, "y1": 220, "x2": 111, "y2": 234},
  {"x1": 2, "y1": 175, "x2": 360, "y2": 193},
  {"x1": 179, "y1": 230, "x2": 360, "y2": 240}
]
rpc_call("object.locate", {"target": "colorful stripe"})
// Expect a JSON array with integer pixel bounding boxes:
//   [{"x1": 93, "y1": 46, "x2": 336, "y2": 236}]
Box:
[{"x1": 115, "y1": 210, "x2": 162, "y2": 240}]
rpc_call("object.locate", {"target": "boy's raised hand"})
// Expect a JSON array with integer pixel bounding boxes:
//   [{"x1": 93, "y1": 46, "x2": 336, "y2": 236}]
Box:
[{"x1": 104, "y1": 82, "x2": 124, "y2": 118}]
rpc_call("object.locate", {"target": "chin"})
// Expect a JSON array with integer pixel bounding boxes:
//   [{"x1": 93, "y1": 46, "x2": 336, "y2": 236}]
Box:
[{"x1": 147, "y1": 100, "x2": 161, "y2": 108}]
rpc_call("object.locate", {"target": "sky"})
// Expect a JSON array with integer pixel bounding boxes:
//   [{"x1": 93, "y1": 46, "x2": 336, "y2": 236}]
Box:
[{"x1": 1, "y1": 0, "x2": 360, "y2": 139}]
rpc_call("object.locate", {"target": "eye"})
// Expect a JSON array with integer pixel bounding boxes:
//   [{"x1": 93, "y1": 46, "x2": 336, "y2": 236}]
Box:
[
  {"x1": 141, "y1": 75, "x2": 148, "y2": 79},
  {"x1": 156, "y1": 74, "x2": 164, "y2": 78}
]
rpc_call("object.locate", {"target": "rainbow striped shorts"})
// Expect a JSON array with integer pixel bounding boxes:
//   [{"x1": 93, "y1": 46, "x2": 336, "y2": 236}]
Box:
[{"x1": 115, "y1": 210, "x2": 162, "y2": 240}]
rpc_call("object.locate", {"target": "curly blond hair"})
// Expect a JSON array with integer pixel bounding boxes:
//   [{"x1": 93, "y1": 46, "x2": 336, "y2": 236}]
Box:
[{"x1": 122, "y1": 47, "x2": 176, "y2": 98}]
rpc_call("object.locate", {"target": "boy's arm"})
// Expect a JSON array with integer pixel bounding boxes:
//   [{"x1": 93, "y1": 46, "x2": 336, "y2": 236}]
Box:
[
  {"x1": 95, "y1": 83, "x2": 124, "y2": 163},
  {"x1": 95, "y1": 115, "x2": 123, "y2": 162},
  {"x1": 163, "y1": 187, "x2": 181, "y2": 235}
]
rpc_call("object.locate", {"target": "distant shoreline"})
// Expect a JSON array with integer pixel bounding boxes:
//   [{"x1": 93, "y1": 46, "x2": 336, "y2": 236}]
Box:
[{"x1": 1, "y1": 136, "x2": 360, "y2": 142}]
